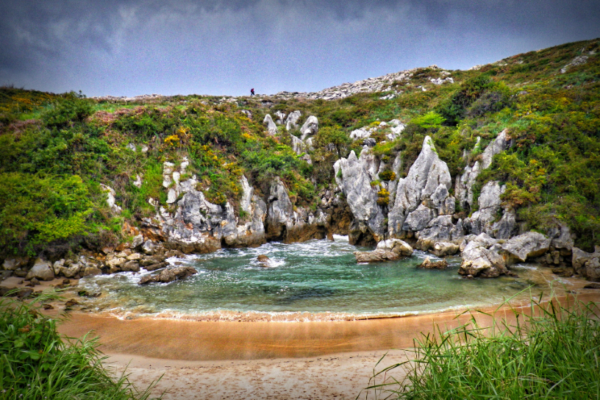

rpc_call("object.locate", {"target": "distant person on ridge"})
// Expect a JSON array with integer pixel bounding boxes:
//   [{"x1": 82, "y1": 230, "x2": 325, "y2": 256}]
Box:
[{"x1": 251, "y1": 88, "x2": 255, "y2": 96}]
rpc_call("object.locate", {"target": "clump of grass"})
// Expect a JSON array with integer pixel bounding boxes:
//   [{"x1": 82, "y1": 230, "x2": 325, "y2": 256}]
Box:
[
  {"x1": 362, "y1": 294, "x2": 600, "y2": 399},
  {"x1": 0, "y1": 293, "x2": 160, "y2": 399}
]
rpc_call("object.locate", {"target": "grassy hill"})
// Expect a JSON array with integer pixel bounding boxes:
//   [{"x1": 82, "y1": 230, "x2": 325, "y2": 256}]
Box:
[{"x1": 1, "y1": 38, "x2": 599, "y2": 257}]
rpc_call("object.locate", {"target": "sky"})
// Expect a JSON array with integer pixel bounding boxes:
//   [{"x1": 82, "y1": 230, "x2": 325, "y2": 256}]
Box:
[{"x1": 1, "y1": 0, "x2": 600, "y2": 97}]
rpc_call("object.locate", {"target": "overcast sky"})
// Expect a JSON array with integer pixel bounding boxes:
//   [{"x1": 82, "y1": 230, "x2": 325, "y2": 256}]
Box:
[{"x1": 1, "y1": 0, "x2": 600, "y2": 97}]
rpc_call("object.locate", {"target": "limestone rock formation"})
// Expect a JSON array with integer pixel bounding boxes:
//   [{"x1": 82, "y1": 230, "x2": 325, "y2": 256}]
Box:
[
  {"x1": 300, "y1": 116, "x2": 319, "y2": 141},
  {"x1": 389, "y1": 136, "x2": 454, "y2": 238},
  {"x1": 274, "y1": 111, "x2": 286, "y2": 125},
  {"x1": 463, "y1": 181, "x2": 506, "y2": 236},
  {"x1": 263, "y1": 114, "x2": 278, "y2": 136},
  {"x1": 334, "y1": 148, "x2": 385, "y2": 245},
  {"x1": 225, "y1": 176, "x2": 267, "y2": 247},
  {"x1": 455, "y1": 129, "x2": 511, "y2": 213},
  {"x1": 285, "y1": 111, "x2": 302, "y2": 131}
]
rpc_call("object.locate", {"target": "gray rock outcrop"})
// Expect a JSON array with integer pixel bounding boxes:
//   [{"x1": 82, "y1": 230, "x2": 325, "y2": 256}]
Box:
[
  {"x1": 285, "y1": 111, "x2": 302, "y2": 131},
  {"x1": 263, "y1": 114, "x2": 278, "y2": 136},
  {"x1": 455, "y1": 129, "x2": 511, "y2": 213},
  {"x1": 501, "y1": 232, "x2": 551, "y2": 263},
  {"x1": 463, "y1": 181, "x2": 505, "y2": 236},
  {"x1": 334, "y1": 148, "x2": 386, "y2": 245},
  {"x1": 300, "y1": 116, "x2": 319, "y2": 141},
  {"x1": 388, "y1": 136, "x2": 454, "y2": 238}
]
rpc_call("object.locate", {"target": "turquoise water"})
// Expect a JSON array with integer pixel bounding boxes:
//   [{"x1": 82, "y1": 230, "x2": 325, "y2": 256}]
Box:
[{"x1": 79, "y1": 236, "x2": 558, "y2": 320}]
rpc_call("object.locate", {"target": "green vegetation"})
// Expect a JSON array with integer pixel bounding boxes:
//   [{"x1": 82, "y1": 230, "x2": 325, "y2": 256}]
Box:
[
  {"x1": 364, "y1": 296, "x2": 600, "y2": 399},
  {"x1": 0, "y1": 294, "x2": 159, "y2": 399},
  {"x1": 0, "y1": 38, "x2": 599, "y2": 256}
]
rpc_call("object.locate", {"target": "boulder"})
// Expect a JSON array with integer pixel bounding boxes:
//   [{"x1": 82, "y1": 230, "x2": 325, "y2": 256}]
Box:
[
  {"x1": 376, "y1": 239, "x2": 414, "y2": 256},
  {"x1": 2, "y1": 257, "x2": 29, "y2": 271},
  {"x1": 418, "y1": 257, "x2": 448, "y2": 270},
  {"x1": 263, "y1": 114, "x2": 278, "y2": 136},
  {"x1": 354, "y1": 249, "x2": 400, "y2": 263},
  {"x1": 572, "y1": 247, "x2": 597, "y2": 275},
  {"x1": 586, "y1": 258, "x2": 600, "y2": 281},
  {"x1": 53, "y1": 259, "x2": 81, "y2": 278},
  {"x1": 416, "y1": 216, "x2": 464, "y2": 251},
  {"x1": 81, "y1": 266, "x2": 102, "y2": 277},
  {"x1": 141, "y1": 240, "x2": 156, "y2": 255},
  {"x1": 501, "y1": 232, "x2": 551, "y2": 263},
  {"x1": 26, "y1": 258, "x2": 55, "y2": 281},
  {"x1": 257, "y1": 255, "x2": 271, "y2": 267},
  {"x1": 139, "y1": 266, "x2": 197, "y2": 285},
  {"x1": 144, "y1": 262, "x2": 168, "y2": 271},
  {"x1": 458, "y1": 233, "x2": 507, "y2": 278},
  {"x1": 548, "y1": 223, "x2": 574, "y2": 255},
  {"x1": 132, "y1": 234, "x2": 144, "y2": 249},
  {"x1": 105, "y1": 256, "x2": 126, "y2": 273},
  {"x1": 432, "y1": 241, "x2": 460, "y2": 257},
  {"x1": 122, "y1": 261, "x2": 140, "y2": 272}
]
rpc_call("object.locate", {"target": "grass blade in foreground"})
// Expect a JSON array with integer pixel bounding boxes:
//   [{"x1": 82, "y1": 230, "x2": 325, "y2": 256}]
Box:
[
  {"x1": 0, "y1": 293, "x2": 162, "y2": 399},
  {"x1": 361, "y1": 295, "x2": 600, "y2": 399}
]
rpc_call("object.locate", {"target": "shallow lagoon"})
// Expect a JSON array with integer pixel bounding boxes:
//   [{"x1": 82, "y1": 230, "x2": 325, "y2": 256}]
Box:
[{"x1": 79, "y1": 236, "x2": 562, "y2": 320}]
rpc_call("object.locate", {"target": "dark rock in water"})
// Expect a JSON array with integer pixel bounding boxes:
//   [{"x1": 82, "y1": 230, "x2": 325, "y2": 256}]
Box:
[
  {"x1": 354, "y1": 239, "x2": 413, "y2": 263},
  {"x1": 43, "y1": 304, "x2": 54, "y2": 310},
  {"x1": 355, "y1": 250, "x2": 399, "y2": 263},
  {"x1": 17, "y1": 288, "x2": 33, "y2": 299},
  {"x1": 551, "y1": 267, "x2": 574, "y2": 277},
  {"x1": 418, "y1": 257, "x2": 448, "y2": 270},
  {"x1": 145, "y1": 262, "x2": 168, "y2": 271},
  {"x1": 27, "y1": 277, "x2": 40, "y2": 287},
  {"x1": 257, "y1": 255, "x2": 271, "y2": 267},
  {"x1": 65, "y1": 299, "x2": 79, "y2": 307},
  {"x1": 584, "y1": 283, "x2": 600, "y2": 289},
  {"x1": 62, "y1": 279, "x2": 71, "y2": 285},
  {"x1": 139, "y1": 266, "x2": 197, "y2": 285},
  {"x1": 14, "y1": 270, "x2": 27, "y2": 278},
  {"x1": 78, "y1": 289, "x2": 101, "y2": 298}
]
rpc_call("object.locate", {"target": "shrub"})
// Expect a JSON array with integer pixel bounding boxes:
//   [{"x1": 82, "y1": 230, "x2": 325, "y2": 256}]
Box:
[{"x1": 0, "y1": 295, "x2": 159, "y2": 399}]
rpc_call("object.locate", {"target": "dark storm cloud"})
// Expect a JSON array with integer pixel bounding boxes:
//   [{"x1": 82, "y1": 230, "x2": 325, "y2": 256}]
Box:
[{"x1": 1, "y1": 0, "x2": 599, "y2": 96}]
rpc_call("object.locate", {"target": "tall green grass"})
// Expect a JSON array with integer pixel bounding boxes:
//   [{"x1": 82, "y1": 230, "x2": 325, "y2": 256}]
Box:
[
  {"x1": 0, "y1": 294, "x2": 161, "y2": 399},
  {"x1": 362, "y1": 295, "x2": 600, "y2": 399}
]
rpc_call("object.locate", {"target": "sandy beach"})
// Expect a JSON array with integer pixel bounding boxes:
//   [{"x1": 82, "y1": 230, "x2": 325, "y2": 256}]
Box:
[{"x1": 4, "y1": 275, "x2": 600, "y2": 399}]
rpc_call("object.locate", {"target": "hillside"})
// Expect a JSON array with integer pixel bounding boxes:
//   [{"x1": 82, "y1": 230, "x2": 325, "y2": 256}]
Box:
[{"x1": 1, "y1": 38, "x2": 599, "y2": 281}]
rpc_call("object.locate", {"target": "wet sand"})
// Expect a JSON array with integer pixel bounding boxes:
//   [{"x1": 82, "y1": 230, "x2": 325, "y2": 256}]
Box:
[{"x1": 54, "y1": 292, "x2": 600, "y2": 399}]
